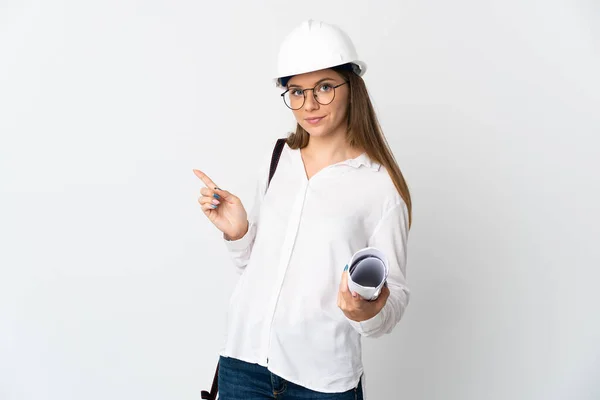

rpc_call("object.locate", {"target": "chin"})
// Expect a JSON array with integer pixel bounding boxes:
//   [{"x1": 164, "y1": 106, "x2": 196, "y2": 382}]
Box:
[{"x1": 300, "y1": 124, "x2": 330, "y2": 137}]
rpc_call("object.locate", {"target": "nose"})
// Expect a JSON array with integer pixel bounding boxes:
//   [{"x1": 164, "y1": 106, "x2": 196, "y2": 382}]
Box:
[{"x1": 303, "y1": 90, "x2": 319, "y2": 112}]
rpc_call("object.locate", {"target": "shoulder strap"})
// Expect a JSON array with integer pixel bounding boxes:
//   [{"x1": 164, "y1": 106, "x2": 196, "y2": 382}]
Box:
[
  {"x1": 200, "y1": 363, "x2": 219, "y2": 400},
  {"x1": 268, "y1": 138, "x2": 286, "y2": 188}
]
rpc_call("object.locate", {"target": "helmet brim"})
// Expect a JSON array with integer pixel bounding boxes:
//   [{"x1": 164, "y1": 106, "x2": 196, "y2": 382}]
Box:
[{"x1": 275, "y1": 60, "x2": 367, "y2": 88}]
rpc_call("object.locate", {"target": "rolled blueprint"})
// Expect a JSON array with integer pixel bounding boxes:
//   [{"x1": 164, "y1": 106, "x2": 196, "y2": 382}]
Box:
[{"x1": 346, "y1": 247, "x2": 389, "y2": 301}]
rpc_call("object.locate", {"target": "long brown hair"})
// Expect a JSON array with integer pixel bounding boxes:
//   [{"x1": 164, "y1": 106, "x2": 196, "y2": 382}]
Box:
[{"x1": 285, "y1": 66, "x2": 413, "y2": 228}]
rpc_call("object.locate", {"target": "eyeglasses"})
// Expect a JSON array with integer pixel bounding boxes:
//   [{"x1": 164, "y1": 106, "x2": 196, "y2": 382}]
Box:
[{"x1": 280, "y1": 81, "x2": 349, "y2": 110}]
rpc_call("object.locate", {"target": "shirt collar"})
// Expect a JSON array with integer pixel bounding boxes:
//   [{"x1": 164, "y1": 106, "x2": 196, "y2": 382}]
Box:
[{"x1": 343, "y1": 152, "x2": 381, "y2": 171}]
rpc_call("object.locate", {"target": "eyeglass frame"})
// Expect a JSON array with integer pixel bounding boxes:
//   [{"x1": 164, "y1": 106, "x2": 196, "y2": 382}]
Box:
[{"x1": 280, "y1": 81, "x2": 349, "y2": 110}]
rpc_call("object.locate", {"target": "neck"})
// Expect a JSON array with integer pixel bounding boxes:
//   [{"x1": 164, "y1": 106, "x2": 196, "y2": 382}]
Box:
[{"x1": 302, "y1": 129, "x2": 363, "y2": 164}]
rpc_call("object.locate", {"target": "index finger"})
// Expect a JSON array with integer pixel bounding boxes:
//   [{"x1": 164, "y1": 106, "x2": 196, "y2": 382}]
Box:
[{"x1": 193, "y1": 169, "x2": 219, "y2": 190}]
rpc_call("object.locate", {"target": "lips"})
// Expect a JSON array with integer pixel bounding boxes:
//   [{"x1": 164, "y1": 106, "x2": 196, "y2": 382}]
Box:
[{"x1": 305, "y1": 116, "x2": 325, "y2": 124}]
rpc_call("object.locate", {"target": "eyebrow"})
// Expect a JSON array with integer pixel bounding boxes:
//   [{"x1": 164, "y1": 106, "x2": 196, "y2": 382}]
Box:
[{"x1": 287, "y1": 77, "x2": 337, "y2": 88}]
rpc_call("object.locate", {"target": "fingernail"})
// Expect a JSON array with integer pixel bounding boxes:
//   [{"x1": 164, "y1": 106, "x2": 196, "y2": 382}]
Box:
[
  {"x1": 343, "y1": 264, "x2": 348, "y2": 272},
  {"x1": 211, "y1": 199, "x2": 220, "y2": 205},
  {"x1": 210, "y1": 204, "x2": 218, "y2": 209},
  {"x1": 213, "y1": 193, "x2": 220, "y2": 200}
]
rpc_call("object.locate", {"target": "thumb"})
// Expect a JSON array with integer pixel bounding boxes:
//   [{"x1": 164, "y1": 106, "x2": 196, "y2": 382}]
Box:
[
  {"x1": 339, "y1": 268, "x2": 349, "y2": 293},
  {"x1": 214, "y1": 188, "x2": 235, "y2": 202}
]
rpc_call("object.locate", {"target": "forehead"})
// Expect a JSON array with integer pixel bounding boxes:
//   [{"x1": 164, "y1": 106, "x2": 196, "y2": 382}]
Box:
[{"x1": 287, "y1": 68, "x2": 343, "y2": 87}]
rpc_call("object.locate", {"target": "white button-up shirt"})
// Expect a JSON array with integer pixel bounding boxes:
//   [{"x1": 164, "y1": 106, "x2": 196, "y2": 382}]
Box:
[{"x1": 220, "y1": 140, "x2": 410, "y2": 396}]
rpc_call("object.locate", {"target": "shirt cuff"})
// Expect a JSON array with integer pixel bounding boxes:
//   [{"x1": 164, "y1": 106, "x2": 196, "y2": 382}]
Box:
[
  {"x1": 347, "y1": 308, "x2": 385, "y2": 336},
  {"x1": 223, "y1": 222, "x2": 255, "y2": 252}
]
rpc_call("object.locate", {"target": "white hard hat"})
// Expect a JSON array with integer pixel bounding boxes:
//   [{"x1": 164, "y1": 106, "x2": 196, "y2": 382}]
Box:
[{"x1": 275, "y1": 20, "x2": 367, "y2": 87}]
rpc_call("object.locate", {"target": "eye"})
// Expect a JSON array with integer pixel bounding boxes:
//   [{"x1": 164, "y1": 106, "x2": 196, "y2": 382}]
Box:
[
  {"x1": 290, "y1": 88, "x2": 304, "y2": 97},
  {"x1": 318, "y1": 83, "x2": 333, "y2": 92}
]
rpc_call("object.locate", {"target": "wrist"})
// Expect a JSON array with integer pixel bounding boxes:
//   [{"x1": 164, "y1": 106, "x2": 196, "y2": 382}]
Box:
[
  {"x1": 346, "y1": 310, "x2": 376, "y2": 323},
  {"x1": 225, "y1": 221, "x2": 249, "y2": 241}
]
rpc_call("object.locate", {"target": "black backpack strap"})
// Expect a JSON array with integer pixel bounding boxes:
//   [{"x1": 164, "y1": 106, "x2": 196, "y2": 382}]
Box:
[
  {"x1": 268, "y1": 138, "x2": 286, "y2": 188},
  {"x1": 201, "y1": 363, "x2": 219, "y2": 400}
]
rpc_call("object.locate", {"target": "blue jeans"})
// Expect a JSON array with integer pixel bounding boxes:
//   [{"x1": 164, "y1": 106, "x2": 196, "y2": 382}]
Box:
[{"x1": 218, "y1": 356, "x2": 364, "y2": 400}]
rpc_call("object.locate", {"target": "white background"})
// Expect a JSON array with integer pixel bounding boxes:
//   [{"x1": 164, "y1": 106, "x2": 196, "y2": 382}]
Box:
[{"x1": 1, "y1": 1, "x2": 599, "y2": 399}]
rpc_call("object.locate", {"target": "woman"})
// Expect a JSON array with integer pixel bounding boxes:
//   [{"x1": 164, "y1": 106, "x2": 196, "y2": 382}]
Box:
[{"x1": 193, "y1": 20, "x2": 412, "y2": 400}]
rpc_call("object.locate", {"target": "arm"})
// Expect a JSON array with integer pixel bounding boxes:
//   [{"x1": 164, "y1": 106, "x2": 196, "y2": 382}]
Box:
[{"x1": 347, "y1": 202, "x2": 411, "y2": 337}]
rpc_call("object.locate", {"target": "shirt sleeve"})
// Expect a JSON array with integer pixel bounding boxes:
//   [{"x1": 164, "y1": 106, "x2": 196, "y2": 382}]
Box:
[
  {"x1": 347, "y1": 201, "x2": 411, "y2": 337},
  {"x1": 222, "y1": 142, "x2": 272, "y2": 273}
]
